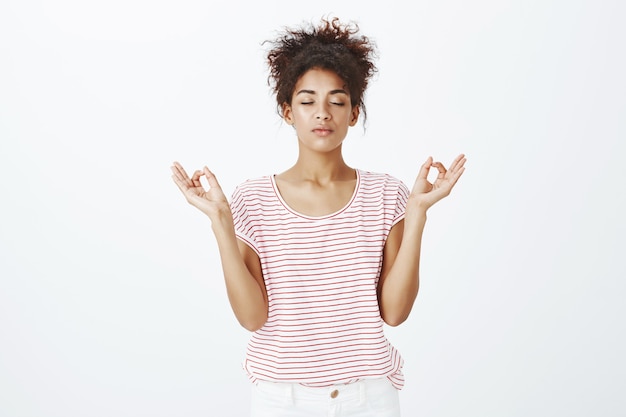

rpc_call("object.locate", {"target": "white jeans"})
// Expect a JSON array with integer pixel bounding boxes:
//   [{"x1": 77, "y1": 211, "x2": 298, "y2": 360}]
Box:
[{"x1": 250, "y1": 377, "x2": 401, "y2": 417}]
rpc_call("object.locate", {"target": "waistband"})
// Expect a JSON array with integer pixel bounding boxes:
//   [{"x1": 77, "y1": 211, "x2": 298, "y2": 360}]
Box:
[{"x1": 253, "y1": 377, "x2": 395, "y2": 405}]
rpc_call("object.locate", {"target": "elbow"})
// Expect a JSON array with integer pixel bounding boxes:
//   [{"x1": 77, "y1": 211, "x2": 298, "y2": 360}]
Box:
[
  {"x1": 383, "y1": 314, "x2": 408, "y2": 327},
  {"x1": 380, "y1": 293, "x2": 418, "y2": 327},
  {"x1": 381, "y1": 301, "x2": 416, "y2": 326},
  {"x1": 241, "y1": 323, "x2": 263, "y2": 332},
  {"x1": 238, "y1": 315, "x2": 267, "y2": 332}
]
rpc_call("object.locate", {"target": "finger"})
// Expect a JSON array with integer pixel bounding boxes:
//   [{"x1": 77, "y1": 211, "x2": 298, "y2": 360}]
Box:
[
  {"x1": 432, "y1": 161, "x2": 447, "y2": 180},
  {"x1": 440, "y1": 155, "x2": 467, "y2": 181},
  {"x1": 447, "y1": 154, "x2": 466, "y2": 172},
  {"x1": 171, "y1": 173, "x2": 192, "y2": 195},
  {"x1": 450, "y1": 166, "x2": 466, "y2": 184},
  {"x1": 203, "y1": 166, "x2": 224, "y2": 191},
  {"x1": 447, "y1": 156, "x2": 467, "y2": 182},
  {"x1": 442, "y1": 165, "x2": 466, "y2": 190},
  {"x1": 191, "y1": 170, "x2": 204, "y2": 188},
  {"x1": 171, "y1": 170, "x2": 189, "y2": 187},
  {"x1": 171, "y1": 166, "x2": 192, "y2": 188},
  {"x1": 415, "y1": 156, "x2": 433, "y2": 180},
  {"x1": 171, "y1": 161, "x2": 191, "y2": 180}
]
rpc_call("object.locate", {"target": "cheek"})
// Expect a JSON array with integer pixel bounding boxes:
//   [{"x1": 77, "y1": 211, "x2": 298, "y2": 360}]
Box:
[{"x1": 294, "y1": 108, "x2": 311, "y2": 120}]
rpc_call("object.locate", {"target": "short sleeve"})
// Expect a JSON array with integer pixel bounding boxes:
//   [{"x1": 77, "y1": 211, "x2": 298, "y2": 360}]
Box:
[
  {"x1": 229, "y1": 185, "x2": 259, "y2": 254},
  {"x1": 391, "y1": 179, "x2": 410, "y2": 226}
]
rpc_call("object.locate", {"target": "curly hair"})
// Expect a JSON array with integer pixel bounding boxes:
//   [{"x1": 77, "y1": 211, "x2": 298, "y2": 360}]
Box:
[{"x1": 265, "y1": 17, "x2": 378, "y2": 123}]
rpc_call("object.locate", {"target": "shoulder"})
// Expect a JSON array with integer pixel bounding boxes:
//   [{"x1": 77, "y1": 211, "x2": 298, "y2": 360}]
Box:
[
  {"x1": 234, "y1": 176, "x2": 272, "y2": 191},
  {"x1": 230, "y1": 176, "x2": 280, "y2": 213},
  {"x1": 358, "y1": 169, "x2": 408, "y2": 191},
  {"x1": 231, "y1": 176, "x2": 273, "y2": 198}
]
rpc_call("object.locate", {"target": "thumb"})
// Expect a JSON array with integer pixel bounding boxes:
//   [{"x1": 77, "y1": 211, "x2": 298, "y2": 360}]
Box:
[
  {"x1": 415, "y1": 156, "x2": 433, "y2": 182},
  {"x1": 203, "y1": 167, "x2": 223, "y2": 190}
]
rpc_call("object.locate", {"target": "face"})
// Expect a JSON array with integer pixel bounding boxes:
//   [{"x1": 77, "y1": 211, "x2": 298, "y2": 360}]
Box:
[{"x1": 282, "y1": 68, "x2": 360, "y2": 154}]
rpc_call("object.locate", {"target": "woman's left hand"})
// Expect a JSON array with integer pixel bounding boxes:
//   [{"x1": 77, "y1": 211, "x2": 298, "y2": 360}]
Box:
[{"x1": 408, "y1": 153, "x2": 466, "y2": 213}]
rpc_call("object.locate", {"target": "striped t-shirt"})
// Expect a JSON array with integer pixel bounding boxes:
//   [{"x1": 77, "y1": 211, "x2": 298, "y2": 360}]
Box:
[{"x1": 230, "y1": 169, "x2": 410, "y2": 389}]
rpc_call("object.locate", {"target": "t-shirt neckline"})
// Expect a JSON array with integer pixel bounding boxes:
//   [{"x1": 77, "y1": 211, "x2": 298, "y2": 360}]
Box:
[{"x1": 270, "y1": 169, "x2": 361, "y2": 220}]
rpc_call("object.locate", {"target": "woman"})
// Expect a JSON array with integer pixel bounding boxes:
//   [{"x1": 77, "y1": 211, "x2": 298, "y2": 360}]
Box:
[{"x1": 171, "y1": 16, "x2": 465, "y2": 417}]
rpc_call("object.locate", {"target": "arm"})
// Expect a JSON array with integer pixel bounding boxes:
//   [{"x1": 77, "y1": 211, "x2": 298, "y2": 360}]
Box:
[
  {"x1": 377, "y1": 154, "x2": 466, "y2": 326},
  {"x1": 377, "y1": 218, "x2": 423, "y2": 327},
  {"x1": 171, "y1": 162, "x2": 268, "y2": 331}
]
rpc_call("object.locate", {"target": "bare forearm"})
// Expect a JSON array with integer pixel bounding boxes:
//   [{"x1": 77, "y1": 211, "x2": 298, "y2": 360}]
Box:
[
  {"x1": 379, "y1": 213, "x2": 426, "y2": 326},
  {"x1": 212, "y1": 219, "x2": 268, "y2": 331}
]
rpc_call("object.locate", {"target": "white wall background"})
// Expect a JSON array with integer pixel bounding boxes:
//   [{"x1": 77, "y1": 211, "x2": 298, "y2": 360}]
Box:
[{"x1": 1, "y1": 0, "x2": 624, "y2": 416}]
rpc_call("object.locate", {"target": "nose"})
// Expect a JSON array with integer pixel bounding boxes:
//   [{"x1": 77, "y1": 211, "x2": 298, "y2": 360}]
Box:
[{"x1": 316, "y1": 104, "x2": 331, "y2": 120}]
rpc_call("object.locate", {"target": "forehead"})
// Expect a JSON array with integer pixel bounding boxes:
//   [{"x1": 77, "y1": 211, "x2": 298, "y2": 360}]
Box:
[{"x1": 294, "y1": 68, "x2": 347, "y2": 93}]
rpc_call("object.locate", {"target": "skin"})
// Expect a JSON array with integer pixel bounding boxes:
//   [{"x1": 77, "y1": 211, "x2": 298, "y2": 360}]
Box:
[
  {"x1": 277, "y1": 68, "x2": 360, "y2": 217},
  {"x1": 171, "y1": 67, "x2": 466, "y2": 330}
]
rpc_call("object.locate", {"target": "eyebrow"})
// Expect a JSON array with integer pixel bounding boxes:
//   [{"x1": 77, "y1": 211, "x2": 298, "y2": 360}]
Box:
[{"x1": 295, "y1": 89, "x2": 349, "y2": 96}]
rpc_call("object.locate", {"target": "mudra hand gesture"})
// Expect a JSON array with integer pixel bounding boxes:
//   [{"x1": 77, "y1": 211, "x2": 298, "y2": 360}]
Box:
[
  {"x1": 170, "y1": 161, "x2": 231, "y2": 222},
  {"x1": 408, "y1": 154, "x2": 466, "y2": 213}
]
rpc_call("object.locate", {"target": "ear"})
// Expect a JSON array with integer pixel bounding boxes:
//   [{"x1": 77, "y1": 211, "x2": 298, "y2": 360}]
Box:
[
  {"x1": 282, "y1": 102, "x2": 294, "y2": 125},
  {"x1": 349, "y1": 105, "x2": 360, "y2": 126}
]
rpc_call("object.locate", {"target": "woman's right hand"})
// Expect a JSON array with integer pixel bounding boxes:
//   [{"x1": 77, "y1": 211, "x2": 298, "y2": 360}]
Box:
[{"x1": 170, "y1": 161, "x2": 232, "y2": 222}]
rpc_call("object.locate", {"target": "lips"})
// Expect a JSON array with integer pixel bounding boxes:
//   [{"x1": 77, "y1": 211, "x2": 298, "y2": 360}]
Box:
[{"x1": 313, "y1": 127, "x2": 333, "y2": 136}]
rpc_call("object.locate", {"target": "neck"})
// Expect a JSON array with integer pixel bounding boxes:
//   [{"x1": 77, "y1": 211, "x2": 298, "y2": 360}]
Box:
[{"x1": 283, "y1": 147, "x2": 354, "y2": 183}]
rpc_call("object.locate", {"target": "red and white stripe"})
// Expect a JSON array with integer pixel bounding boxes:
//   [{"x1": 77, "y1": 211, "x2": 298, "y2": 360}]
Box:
[{"x1": 230, "y1": 169, "x2": 409, "y2": 389}]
